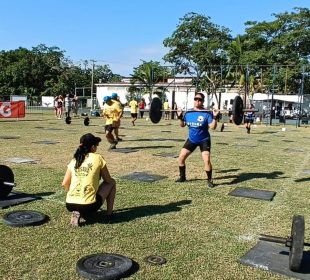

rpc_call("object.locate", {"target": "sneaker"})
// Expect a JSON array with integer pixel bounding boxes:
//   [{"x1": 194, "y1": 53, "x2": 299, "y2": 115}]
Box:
[
  {"x1": 175, "y1": 177, "x2": 186, "y2": 183},
  {"x1": 207, "y1": 180, "x2": 215, "y2": 188},
  {"x1": 247, "y1": 127, "x2": 251, "y2": 134},
  {"x1": 109, "y1": 143, "x2": 117, "y2": 150},
  {"x1": 116, "y1": 137, "x2": 123, "y2": 141},
  {"x1": 70, "y1": 211, "x2": 80, "y2": 226}
]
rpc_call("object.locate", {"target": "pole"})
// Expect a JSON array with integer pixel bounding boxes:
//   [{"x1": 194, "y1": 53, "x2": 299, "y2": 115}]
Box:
[
  {"x1": 90, "y1": 60, "x2": 96, "y2": 110},
  {"x1": 270, "y1": 65, "x2": 276, "y2": 126},
  {"x1": 298, "y1": 65, "x2": 305, "y2": 127}
]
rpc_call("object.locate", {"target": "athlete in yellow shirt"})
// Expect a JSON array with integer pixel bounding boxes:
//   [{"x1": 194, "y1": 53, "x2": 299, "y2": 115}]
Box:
[
  {"x1": 129, "y1": 99, "x2": 138, "y2": 126},
  {"x1": 111, "y1": 93, "x2": 123, "y2": 141},
  {"x1": 102, "y1": 96, "x2": 122, "y2": 149},
  {"x1": 62, "y1": 133, "x2": 116, "y2": 226}
]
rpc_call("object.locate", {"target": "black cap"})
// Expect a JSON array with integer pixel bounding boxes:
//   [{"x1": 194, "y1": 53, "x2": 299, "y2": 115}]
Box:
[{"x1": 80, "y1": 133, "x2": 101, "y2": 147}]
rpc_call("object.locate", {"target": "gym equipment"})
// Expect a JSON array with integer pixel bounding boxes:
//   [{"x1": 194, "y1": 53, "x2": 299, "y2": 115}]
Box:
[
  {"x1": 0, "y1": 165, "x2": 15, "y2": 199},
  {"x1": 149, "y1": 96, "x2": 258, "y2": 125},
  {"x1": 3, "y1": 210, "x2": 48, "y2": 227},
  {"x1": 144, "y1": 255, "x2": 167, "y2": 265},
  {"x1": 259, "y1": 215, "x2": 309, "y2": 272},
  {"x1": 65, "y1": 115, "x2": 90, "y2": 126},
  {"x1": 76, "y1": 253, "x2": 133, "y2": 280}
]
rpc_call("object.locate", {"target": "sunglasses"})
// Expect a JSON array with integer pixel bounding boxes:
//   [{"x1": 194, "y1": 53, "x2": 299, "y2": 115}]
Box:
[{"x1": 194, "y1": 97, "x2": 204, "y2": 102}]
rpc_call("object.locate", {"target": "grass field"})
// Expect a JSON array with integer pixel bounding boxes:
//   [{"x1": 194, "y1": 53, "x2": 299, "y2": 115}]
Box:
[{"x1": 0, "y1": 113, "x2": 309, "y2": 280}]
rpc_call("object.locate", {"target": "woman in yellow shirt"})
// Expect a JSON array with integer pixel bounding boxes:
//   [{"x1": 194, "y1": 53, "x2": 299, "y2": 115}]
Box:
[{"x1": 62, "y1": 133, "x2": 116, "y2": 226}]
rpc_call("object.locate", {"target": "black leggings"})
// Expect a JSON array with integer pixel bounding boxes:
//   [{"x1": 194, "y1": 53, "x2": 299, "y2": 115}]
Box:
[{"x1": 66, "y1": 195, "x2": 103, "y2": 216}]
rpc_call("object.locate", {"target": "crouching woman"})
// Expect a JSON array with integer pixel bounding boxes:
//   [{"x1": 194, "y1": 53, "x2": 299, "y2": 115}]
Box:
[{"x1": 62, "y1": 133, "x2": 116, "y2": 226}]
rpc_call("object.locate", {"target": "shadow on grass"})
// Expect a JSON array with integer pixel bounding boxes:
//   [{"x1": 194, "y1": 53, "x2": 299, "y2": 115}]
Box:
[
  {"x1": 122, "y1": 138, "x2": 184, "y2": 142},
  {"x1": 81, "y1": 199, "x2": 192, "y2": 226},
  {"x1": 295, "y1": 177, "x2": 310, "y2": 183},
  {"x1": 216, "y1": 171, "x2": 286, "y2": 185},
  {"x1": 124, "y1": 145, "x2": 175, "y2": 150}
]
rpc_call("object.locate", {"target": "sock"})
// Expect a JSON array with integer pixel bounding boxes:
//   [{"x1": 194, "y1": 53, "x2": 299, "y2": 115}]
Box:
[
  {"x1": 206, "y1": 170, "x2": 212, "y2": 181},
  {"x1": 179, "y1": 165, "x2": 186, "y2": 179}
]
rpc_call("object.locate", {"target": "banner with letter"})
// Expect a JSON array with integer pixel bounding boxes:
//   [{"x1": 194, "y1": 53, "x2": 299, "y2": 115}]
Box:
[{"x1": 0, "y1": 101, "x2": 25, "y2": 118}]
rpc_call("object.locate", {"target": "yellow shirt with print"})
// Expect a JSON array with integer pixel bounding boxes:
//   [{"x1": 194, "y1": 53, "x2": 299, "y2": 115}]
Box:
[
  {"x1": 66, "y1": 153, "x2": 106, "y2": 205},
  {"x1": 102, "y1": 102, "x2": 122, "y2": 125},
  {"x1": 129, "y1": 100, "x2": 138, "y2": 113}
]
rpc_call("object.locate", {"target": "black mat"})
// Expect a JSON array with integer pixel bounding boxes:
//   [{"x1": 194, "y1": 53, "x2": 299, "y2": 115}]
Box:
[
  {"x1": 32, "y1": 140, "x2": 59, "y2": 145},
  {"x1": 153, "y1": 152, "x2": 178, "y2": 158},
  {"x1": 216, "y1": 142, "x2": 229, "y2": 145},
  {"x1": 0, "y1": 192, "x2": 41, "y2": 209},
  {"x1": 110, "y1": 148, "x2": 139, "y2": 154},
  {"x1": 161, "y1": 130, "x2": 172, "y2": 133},
  {"x1": 240, "y1": 241, "x2": 310, "y2": 279},
  {"x1": 0, "y1": 136, "x2": 20, "y2": 139},
  {"x1": 257, "y1": 140, "x2": 270, "y2": 142},
  {"x1": 229, "y1": 187, "x2": 276, "y2": 201},
  {"x1": 121, "y1": 172, "x2": 167, "y2": 182}
]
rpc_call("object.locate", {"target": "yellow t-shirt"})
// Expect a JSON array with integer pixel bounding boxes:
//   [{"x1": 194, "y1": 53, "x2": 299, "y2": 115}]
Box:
[
  {"x1": 163, "y1": 101, "x2": 169, "y2": 110},
  {"x1": 102, "y1": 102, "x2": 122, "y2": 124},
  {"x1": 129, "y1": 100, "x2": 138, "y2": 113},
  {"x1": 66, "y1": 153, "x2": 106, "y2": 205}
]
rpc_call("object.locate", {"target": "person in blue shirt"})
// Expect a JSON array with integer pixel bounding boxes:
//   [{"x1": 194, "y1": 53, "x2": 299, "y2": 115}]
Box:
[
  {"x1": 244, "y1": 104, "x2": 255, "y2": 134},
  {"x1": 175, "y1": 92, "x2": 220, "y2": 188}
]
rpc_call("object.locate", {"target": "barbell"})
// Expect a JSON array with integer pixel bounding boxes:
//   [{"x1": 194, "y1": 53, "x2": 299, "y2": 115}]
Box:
[
  {"x1": 149, "y1": 96, "x2": 258, "y2": 125},
  {"x1": 0, "y1": 165, "x2": 16, "y2": 200},
  {"x1": 65, "y1": 115, "x2": 90, "y2": 126},
  {"x1": 259, "y1": 215, "x2": 308, "y2": 272}
]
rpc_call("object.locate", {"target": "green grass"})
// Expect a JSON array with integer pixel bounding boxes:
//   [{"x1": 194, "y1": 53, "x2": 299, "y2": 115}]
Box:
[{"x1": 0, "y1": 114, "x2": 309, "y2": 280}]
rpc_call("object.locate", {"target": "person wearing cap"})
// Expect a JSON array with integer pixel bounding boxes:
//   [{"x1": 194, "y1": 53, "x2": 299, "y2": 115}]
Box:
[
  {"x1": 175, "y1": 92, "x2": 220, "y2": 189},
  {"x1": 111, "y1": 93, "x2": 123, "y2": 141},
  {"x1": 102, "y1": 96, "x2": 122, "y2": 149},
  {"x1": 62, "y1": 133, "x2": 116, "y2": 226}
]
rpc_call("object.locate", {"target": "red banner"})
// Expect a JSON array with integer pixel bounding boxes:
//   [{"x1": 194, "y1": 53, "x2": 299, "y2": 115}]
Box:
[{"x1": 0, "y1": 101, "x2": 25, "y2": 118}]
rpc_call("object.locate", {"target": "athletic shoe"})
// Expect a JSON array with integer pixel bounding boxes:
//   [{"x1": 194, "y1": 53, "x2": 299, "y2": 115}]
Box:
[
  {"x1": 207, "y1": 180, "x2": 215, "y2": 188},
  {"x1": 116, "y1": 137, "x2": 123, "y2": 141},
  {"x1": 70, "y1": 211, "x2": 80, "y2": 226},
  {"x1": 175, "y1": 177, "x2": 186, "y2": 183},
  {"x1": 109, "y1": 143, "x2": 117, "y2": 150}
]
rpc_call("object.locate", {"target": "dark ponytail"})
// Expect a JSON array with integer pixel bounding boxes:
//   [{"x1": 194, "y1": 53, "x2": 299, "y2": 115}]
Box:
[{"x1": 73, "y1": 144, "x2": 92, "y2": 169}]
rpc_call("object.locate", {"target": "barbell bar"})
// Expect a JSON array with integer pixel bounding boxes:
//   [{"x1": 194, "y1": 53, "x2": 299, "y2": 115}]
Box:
[
  {"x1": 149, "y1": 96, "x2": 258, "y2": 125},
  {"x1": 259, "y1": 215, "x2": 307, "y2": 272}
]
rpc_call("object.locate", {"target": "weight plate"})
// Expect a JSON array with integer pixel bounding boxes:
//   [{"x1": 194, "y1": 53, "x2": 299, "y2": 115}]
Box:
[
  {"x1": 0, "y1": 165, "x2": 14, "y2": 199},
  {"x1": 76, "y1": 253, "x2": 133, "y2": 280},
  {"x1": 84, "y1": 117, "x2": 90, "y2": 126},
  {"x1": 3, "y1": 210, "x2": 48, "y2": 227},
  {"x1": 144, "y1": 255, "x2": 167, "y2": 265},
  {"x1": 289, "y1": 215, "x2": 305, "y2": 272},
  {"x1": 149, "y1": 97, "x2": 163, "y2": 124},
  {"x1": 232, "y1": 96, "x2": 244, "y2": 125},
  {"x1": 65, "y1": 116, "x2": 72, "y2": 124}
]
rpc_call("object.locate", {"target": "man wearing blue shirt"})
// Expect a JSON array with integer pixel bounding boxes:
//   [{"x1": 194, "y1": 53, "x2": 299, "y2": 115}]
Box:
[{"x1": 176, "y1": 92, "x2": 220, "y2": 188}]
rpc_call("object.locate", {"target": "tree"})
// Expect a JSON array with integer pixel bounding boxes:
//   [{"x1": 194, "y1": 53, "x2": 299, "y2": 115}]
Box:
[
  {"x1": 163, "y1": 12, "x2": 232, "y2": 104},
  {"x1": 129, "y1": 60, "x2": 171, "y2": 103}
]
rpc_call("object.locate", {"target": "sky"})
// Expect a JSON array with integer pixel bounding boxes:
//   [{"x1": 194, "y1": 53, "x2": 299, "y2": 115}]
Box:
[{"x1": 1, "y1": 0, "x2": 309, "y2": 76}]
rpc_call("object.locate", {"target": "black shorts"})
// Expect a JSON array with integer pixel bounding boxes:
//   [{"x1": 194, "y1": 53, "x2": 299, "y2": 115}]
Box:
[
  {"x1": 131, "y1": 113, "x2": 138, "y2": 118},
  {"x1": 245, "y1": 117, "x2": 254, "y2": 124},
  {"x1": 66, "y1": 194, "x2": 103, "y2": 216},
  {"x1": 183, "y1": 138, "x2": 211, "y2": 152},
  {"x1": 105, "y1": 124, "x2": 114, "y2": 133}
]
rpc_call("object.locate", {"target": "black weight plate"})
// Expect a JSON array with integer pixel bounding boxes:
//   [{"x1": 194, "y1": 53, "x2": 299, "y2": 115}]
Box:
[
  {"x1": 144, "y1": 255, "x2": 167, "y2": 265},
  {"x1": 149, "y1": 97, "x2": 162, "y2": 124},
  {"x1": 0, "y1": 165, "x2": 14, "y2": 199},
  {"x1": 76, "y1": 253, "x2": 133, "y2": 280},
  {"x1": 3, "y1": 210, "x2": 48, "y2": 227},
  {"x1": 65, "y1": 116, "x2": 72, "y2": 124},
  {"x1": 289, "y1": 215, "x2": 305, "y2": 272},
  {"x1": 84, "y1": 117, "x2": 90, "y2": 126},
  {"x1": 232, "y1": 96, "x2": 244, "y2": 125}
]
